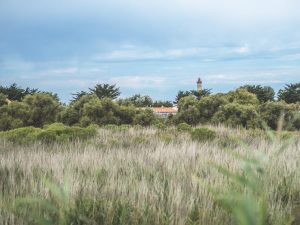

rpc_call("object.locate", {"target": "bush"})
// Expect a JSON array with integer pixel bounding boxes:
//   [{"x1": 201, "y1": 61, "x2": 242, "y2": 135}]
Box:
[
  {"x1": 259, "y1": 101, "x2": 296, "y2": 130},
  {"x1": 212, "y1": 103, "x2": 260, "y2": 129},
  {"x1": 0, "y1": 126, "x2": 42, "y2": 144},
  {"x1": 133, "y1": 109, "x2": 156, "y2": 126},
  {"x1": 0, "y1": 123, "x2": 97, "y2": 144},
  {"x1": 293, "y1": 115, "x2": 300, "y2": 130},
  {"x1": 0, "y1": 102, "x2": 30, "y2": 131},
  {"x1": 190, "y1": 127, "x2": 216, "y2": 142},
  {"x1": 103, "y1": 124, "x2": 119, "y2": 130},
  {"x1": 155, "y1": 122, "x2": 167, "y2": 130},
  {"x1": 23, "y1": 93, "x2": 61, "y2": 127},
  {"x1": 197, "y1": 94, "x2": 228, "y2": 123},
  {"x1": 176, "y1": 123, "x2": 192, "y2": 132}
]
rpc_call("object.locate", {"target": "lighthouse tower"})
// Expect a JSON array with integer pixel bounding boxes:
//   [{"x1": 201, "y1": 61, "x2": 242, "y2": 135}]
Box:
[{"x1": 197, "y1": 78, "x2": 202, "y2": 92}]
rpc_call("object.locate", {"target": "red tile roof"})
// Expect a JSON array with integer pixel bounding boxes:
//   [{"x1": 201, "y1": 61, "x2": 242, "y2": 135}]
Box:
[{"x1": 152, "y1": 107, "x2": 178, "y2": 113}]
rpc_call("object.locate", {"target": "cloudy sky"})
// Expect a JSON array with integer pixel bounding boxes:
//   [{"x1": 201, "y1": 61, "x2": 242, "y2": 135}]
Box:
[{"x1": 0, "y1": 0, "x2": 300, "y2": 102}]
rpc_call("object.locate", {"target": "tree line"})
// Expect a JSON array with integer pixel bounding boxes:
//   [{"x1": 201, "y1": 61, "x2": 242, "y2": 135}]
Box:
[{"x1": 0, "y1": 82, "x2": 299, "y2": 131}]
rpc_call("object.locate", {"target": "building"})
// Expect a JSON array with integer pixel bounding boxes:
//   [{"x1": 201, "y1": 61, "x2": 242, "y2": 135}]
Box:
[
  {"x1": 197, "y1": 77, "x2": 202, "y2": 92},
  {"x1": 151, "y1": 77, "x2": 202, "y2": 117},
  {"x1": 152, "y1": 106, "x2": 178, "y2": 118}
]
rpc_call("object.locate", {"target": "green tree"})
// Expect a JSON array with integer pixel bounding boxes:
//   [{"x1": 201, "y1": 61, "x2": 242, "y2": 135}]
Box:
[
  {"x1": 119, "y1": 94, "x2": 153, "y2": 107},
  {"x1": 0, "y1": 102, "x2": 30, "y2": 131},
  {"x1": 239, "y1": 85, "x2": 275, "y2": 103},
  {"x1": 0, "y1": 83, "x2": 38, "y2": 101},
  {"x1": 197, "y1": 94, "x2": 228, "y2": 123},
  {"x1": 175, "y1": 106, "x2": 200, "y2": 125},
  {"x1": 0, "y1": 93, "x2": 7, "y2": 106},
  {"x1": 71, "y1": 91, "x2": 89, "y2": 103},
  {"x1": 259, "y1": 101, "x2": 297, "y2": 130},
  {"x1": 278, "y1": 83, "x2": 300, "y2": 104},
  {"x1": 227, "y1": 89, "x2": 259, "y2": 105},
  {"x1": 177, "y1": 95, "x2": 198, "y2": 111},
  {"x1": 23, "y1": 93, "x2": 61, "y2": 127},
  {"x1": 174, "y1": 89, "x2": 211, "y2": 103},
  {"x1": 133, "y1": 109, "x2": 156, "y2": 126},
  {"x1": 89, "y1": 83, "x2": 120, "y2": 100},
  {"x1": 115, "y1": 105, "x2": 136, "y2": 124},
  {"x1": 175, "y1": 96, "x2": 200, "y2": 125},
  {"x1": 212, "y1": 103, "x2": 260, "y2": 129},
  {"x1": 152, "y1": 100, "x2": 173, "y2": 107}
]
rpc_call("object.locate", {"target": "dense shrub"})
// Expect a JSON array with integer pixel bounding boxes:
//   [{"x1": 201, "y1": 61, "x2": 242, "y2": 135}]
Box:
[
  {"x1": 0, "y1": 123, "x2": 97, "y2": 144},
  {"x1": 278, "y1": 83, "x2": 300, "y2": 104},
  {"x1": 197, "y1": 94, "x2": 228, "y2": 123},
  {"x1": 212, "y1": 103, "x2": 260, "y2": 129},
  {"x1": 0, "y1": 101, "x2": 30, "y2": 131},
  {"x1": 227, "y1": 89, "x2": 259, "y2": 105},
  {"x1": 61, "y1": 95, "x2": 138, "y2": 126},
  {"x1": 173, "y1": 96, "x2": 199, "y2": 125},
  {"x1": 0, "y1": 126, "x2": 42, "y2": 144},
  {"x1": 175, "y1": 106, "x2": 200, "y2": 125},
  {"x1": 103, "y1": 124, "x2": 119, "y2": 130},
  {"x1": 133, "y1": 109, "x2": 156, "y2": 126},
  {"x1": 292, "y1": 114, "x2": 300, "y2": 130},
  {"x1": 0, "y1": 93, "x2": 7, "y2": 106},
  {"x1": 190, "y1": 127, "x2": 216, "y2": 142},
  {"x1": 176, "y1": 123, "x2": 192, "y2": 132},
  {"x1": 23, "y1": 93, "x2": 61, "y2": 127},
  {"x1": 259, "y1": 101, "x2": 297, "y2": 130}
]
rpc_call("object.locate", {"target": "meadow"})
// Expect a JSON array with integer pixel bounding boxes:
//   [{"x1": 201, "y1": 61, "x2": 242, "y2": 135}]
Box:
[{"x1": 0, "y1": 125, "x2": 299, "y2": 225}]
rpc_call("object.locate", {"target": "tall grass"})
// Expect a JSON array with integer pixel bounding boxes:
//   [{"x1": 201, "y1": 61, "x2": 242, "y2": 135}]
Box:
[{"x1": 0, "y1": 126, "x2": 299, "y2": 224}]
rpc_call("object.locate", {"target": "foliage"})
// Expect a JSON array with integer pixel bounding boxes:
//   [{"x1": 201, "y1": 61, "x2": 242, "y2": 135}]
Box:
[
  {"x1": 239, "y1": 85, "x2": 275, "y2": 103},
  {"x1": 190, "y1": 127, "x2": 216, "y2": 141},
  {"x1": 71, "y1": 91, "x2": 89, "y2": 103},
  {"x1": 174, "y1": 89, "x2": 211, "y2": 103},
  {"x1": 227, "y1": 89, "x2": 259, "y2": 105},
  {"x1": 0, "y1": 123, "x2": 97, "y2": 144},
  {"x1": 259, "y1": 101, "x2": 298, "y2": 130},
  {"x1": 292, "y1": 113, "x2": 300, "y2": 130},
  {"x1": 118, "y1": 94, "x2": 153, "y2": 107},
  {"x1": 175, "y1": 106, "x2": 200, "y2": 125},
  {"x1": 0, "y1": 93, "x2": 7, "y2": 106},
  {"x1": 0, "y1": 83, "x2": 38, "y2": 101},
  {"x1": 211, "y1": 152, "x2": 268, "y2": 225},
  {"x1": 0, "y1": 101, "x2": 30, "y2": 131},
  {"x1": 133, "y1": 109, "x2": 156, "y2": 126},
  {"x1": 213, "y1": 103, "x2": 260, "y2": 129},
  {"x1": 176, "y1": 122, "x2": 192, "y2": 132},
  {"x1": 89, "y1": 83, "x2": 120, "y2": 100},
  {"x1": 278, "y1": 83, "x2": 300, "y2": 104},
  {"x1": 197, "y1": 94, "x2": 228, "y2": 123},
  {"x1": 152, "y1": 100, "x2": 173, "y2": 107},
  {"x1": 23, "y1": 93, "x2": 61, "y2": 127},
  {"x1": 0, "y1": 126, "x2": 42, "y2": 144}
]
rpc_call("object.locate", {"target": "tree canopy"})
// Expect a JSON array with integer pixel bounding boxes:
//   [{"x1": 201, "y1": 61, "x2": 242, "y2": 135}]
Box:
[
  {"x1": 89, "y1": 84, "x2": 120, "y2": 99},
  {"x1": 278, "y1": 83, "x2": 300, "y2": 104},
  {"x1": 239, "y1": 85, "x2": 275, "y2": 103},
  {"x1": 0, "y1": 83, "x2": 38, "y2": 101}
]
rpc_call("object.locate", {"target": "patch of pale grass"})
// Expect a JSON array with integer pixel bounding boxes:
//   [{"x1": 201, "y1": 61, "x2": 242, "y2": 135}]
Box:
[{"x1": 0, "y1": 126, "x2": 299, "y2": 225}]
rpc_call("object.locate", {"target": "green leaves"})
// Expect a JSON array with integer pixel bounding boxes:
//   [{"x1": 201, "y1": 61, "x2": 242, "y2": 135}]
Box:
[{"x1": 89, "y1": 83, "x2": 120, "y2": 100}]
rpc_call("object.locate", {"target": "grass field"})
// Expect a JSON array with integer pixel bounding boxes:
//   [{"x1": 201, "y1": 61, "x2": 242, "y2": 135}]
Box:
[{"x1": 0, "y1": 126, "x2": 299, "y2": 225}]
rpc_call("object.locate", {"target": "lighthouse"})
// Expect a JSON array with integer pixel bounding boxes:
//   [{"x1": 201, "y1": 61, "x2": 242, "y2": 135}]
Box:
[{"x1": 197, "y1": 78, "x2": 202, "y2": 92}]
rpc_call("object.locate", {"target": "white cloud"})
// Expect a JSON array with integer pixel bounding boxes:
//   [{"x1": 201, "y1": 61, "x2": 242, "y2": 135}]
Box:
[
  {"x1": 233, "y1": 44, "x2": 250, "y2": 54},
  {"x1": 52, "y1": 67, "x2": 78, "y2": 74},
  {"x1": 94, "y1": 47, "x2": 205, "y2": 61},
  {"x1": 110, "y1": 76, "x2": 165, "y2": 88}
]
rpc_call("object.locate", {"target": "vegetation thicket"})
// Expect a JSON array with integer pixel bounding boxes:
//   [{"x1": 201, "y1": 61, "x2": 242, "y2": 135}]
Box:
[{"x1": 0, "y1": 82, "x2": 299, "y2": 132}]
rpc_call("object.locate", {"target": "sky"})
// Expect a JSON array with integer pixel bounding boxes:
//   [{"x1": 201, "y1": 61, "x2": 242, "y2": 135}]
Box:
[{"x1": 0, "y1": 0, "x2": 300, "y2": 102}]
